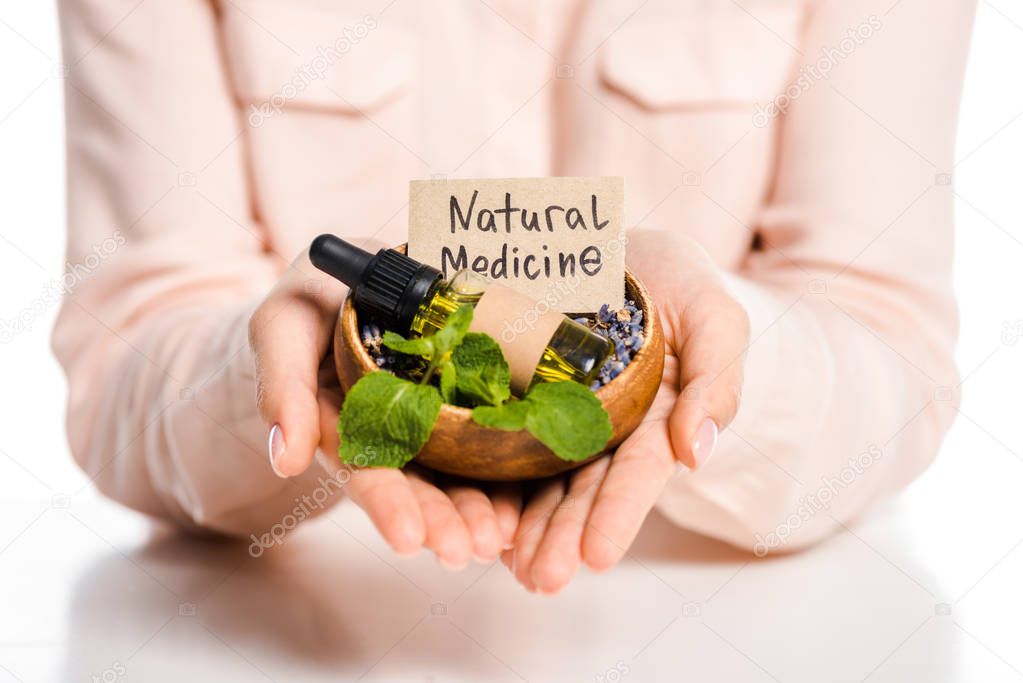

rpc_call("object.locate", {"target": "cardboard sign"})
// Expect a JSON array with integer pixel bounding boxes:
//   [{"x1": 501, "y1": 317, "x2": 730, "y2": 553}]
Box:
[{"x1": 408, "y1": 176, "x2": 625, "y2": 312}]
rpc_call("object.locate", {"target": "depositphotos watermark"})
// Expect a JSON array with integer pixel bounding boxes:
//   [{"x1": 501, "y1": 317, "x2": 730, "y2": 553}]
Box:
[
  {"x1": 247, "y1": 14, "x2": 378, "y2": 128},
  {"x1": 752, "y1": 15, "x2": 882, "y2": 127},
  {"x1": 752, "y1": 445, "x2": 883, "y2": 557},
  {"x1": 1001, "y1": 319, "x2": 1023, "y2": 345},
  {"x1": 90, "y1": 661, "x2": 126, "y2": 683},
  {"x1": 594, "y1": 660, "x2": 630, "y2": 683},
  {"x1": 499, "y1": 232, "x2": 629, "y2": 345},
  {"x1": 248, "y1": 464, "x2": 362, "y2": 557},
  {"x1": 0, "y1": 231, "x2": 126, "y2": 344}
]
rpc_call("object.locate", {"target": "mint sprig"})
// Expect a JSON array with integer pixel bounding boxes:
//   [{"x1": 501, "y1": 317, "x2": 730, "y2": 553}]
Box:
[
  {"x1": 472, "y1": 399, "x2": 530, "y2": 431},
  {"x1": 338, "y1": 303, "x2": 612, "y2": 467},
  {"x1": 471, "y1": 381, "x2": 612, "y2": 462},
  {"x1": 383, "y1": 303, "x2": 472, "y2": 385},
  {"x1": 337, "y1": 372, "x2": 442, "y2": 468},
  {"x1": 439, "y1": 361, "x2": 457, "y2": 403},
  {"x1": 451, "y1": 332, "x2": 511, "y2": 406}
]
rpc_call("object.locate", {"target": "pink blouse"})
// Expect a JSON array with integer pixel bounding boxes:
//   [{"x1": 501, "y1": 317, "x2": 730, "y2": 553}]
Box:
[{"x1": 53, "y1": 0, "x2": 975, "y2": 551}]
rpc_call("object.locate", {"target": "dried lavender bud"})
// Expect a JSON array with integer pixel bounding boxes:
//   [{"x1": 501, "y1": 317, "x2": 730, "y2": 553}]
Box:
[
  {"x1": 363, "y1": 295, "x2": 646, "y2": 392},
  {"x1": 608, "y1": 361, "x2": 626, "y2": 380}
]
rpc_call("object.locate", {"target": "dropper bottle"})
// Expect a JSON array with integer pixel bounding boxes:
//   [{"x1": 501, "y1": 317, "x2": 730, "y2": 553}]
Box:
[{"x1": 310, "y1": 234, "x2": 612, "y2": 394}]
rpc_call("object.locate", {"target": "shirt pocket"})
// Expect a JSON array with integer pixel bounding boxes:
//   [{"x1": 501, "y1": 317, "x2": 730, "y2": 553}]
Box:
[
  {"x1": 215, "y1": 1, "x2": 422, "y2": 242},
  {"x1": 598, "y1": 5, "x2": 804, "y2": 111},
  {"x1": 220, "y1": 1, "x2": 414, "y2": 117}
]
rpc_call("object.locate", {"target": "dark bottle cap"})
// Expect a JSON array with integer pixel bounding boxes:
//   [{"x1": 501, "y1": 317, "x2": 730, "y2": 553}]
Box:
[{"x1": 310, "y1": 234, "x2": 442, "y2": 333}]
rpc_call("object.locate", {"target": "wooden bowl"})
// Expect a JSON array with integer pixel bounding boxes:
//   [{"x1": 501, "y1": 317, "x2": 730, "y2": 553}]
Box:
[{"x1": 333, "y1": 260, "x2": 665, "y2": 481}]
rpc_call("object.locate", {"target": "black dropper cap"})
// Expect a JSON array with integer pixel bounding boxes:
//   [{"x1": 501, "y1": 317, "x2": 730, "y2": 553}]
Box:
[{"x1": 310, "y1": 234, "x2": 443, "y2": 333}]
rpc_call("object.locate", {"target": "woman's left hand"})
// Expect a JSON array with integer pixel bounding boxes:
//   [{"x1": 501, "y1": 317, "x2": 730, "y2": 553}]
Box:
[{"x1": 503, "y1": 229, "x2": 751, "y2": 593}]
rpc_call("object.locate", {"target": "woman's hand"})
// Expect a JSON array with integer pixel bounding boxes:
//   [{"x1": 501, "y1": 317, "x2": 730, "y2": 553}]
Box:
[
  {"x1": 248, "y1": 250, "x2": 520, "y2": 567},
  {"x1": 503, "y1": 229, "x2": 751, "y2": 593}
]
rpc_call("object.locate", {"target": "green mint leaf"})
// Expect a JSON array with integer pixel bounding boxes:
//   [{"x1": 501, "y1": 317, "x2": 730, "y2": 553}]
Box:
[
  {"x1": 381, "y1": 305, "x2": 473, "y2": 388},
  {"x1": 522, "y1": 381, "x2": 612, "y2": 461},
  {"x1": 337, "y1": 371, "x2": 442, "y2": 468},
  {"x1": 472, "y1": 400, "x2": 530, "y2": 431},
  {"x1": 382, "y1": 330, "x2": 435, "y2": 359},
  {"x1": 429, "y1": 304, "x2": 474, "y2": 359},
  {"x1": 452, "y1": 332, "x2": 511, "y2": 406},
  {"x1": 439, "y1": 361, "x2": 457, "y2": 403}
]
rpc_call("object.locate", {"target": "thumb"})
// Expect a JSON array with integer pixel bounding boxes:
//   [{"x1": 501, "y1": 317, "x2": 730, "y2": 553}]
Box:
[
  {"x1": 249, "y1": 255, "x2": 345, "y2": 477},
  {"x1": 667, "y1": 287, "x2": 750, "y2": 469}
]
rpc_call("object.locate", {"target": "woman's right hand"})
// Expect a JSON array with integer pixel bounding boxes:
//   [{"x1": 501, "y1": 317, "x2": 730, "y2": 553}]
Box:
[{"x1": 247, "y1": 249, "x2": 521, "y2": 568}]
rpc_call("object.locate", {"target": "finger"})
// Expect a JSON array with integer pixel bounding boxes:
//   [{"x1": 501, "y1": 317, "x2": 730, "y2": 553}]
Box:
[
  {"x1": 512, "y1": 479, "x2": 566, "y2": 591},
  {"x1": 489, "y1": 483, "x2": 522, "y2": 549},
  {"x1": 341, "y1": 466, "x2": 426, "y2": 557},
  {"x1": 407, "y1": 472, "x2": 473, "y2": 570},
  {"x1": 446, "y1": 485, "x2": 503, "y2": 563},
  {"x1": 318, "y1": 385, "x2": 427, "y2": 559},
  {"x1": 582, "y1": 423, "x2": 674, "y2": 572},
  {"x1": 668, "y1": 288, "x2": 749, "y2": 468},
  {"x1": 625, "y1": 228, "x2": 720, "y2": 302},
  {"x1": 528, "y1": 456, "x2": 611, "y2": 594},
  {"x1": 316, "y1": 366, "x2": 344, "y2": 454},
  {"x1": 500, "y1": 548, "x2": 514, "y2": 572},
  {"x1": 250, "y1": 252, "x2": 346, "y2": 478},
  {"x1": 314, "y1": 379, "x2": 350, "y2": 498}
]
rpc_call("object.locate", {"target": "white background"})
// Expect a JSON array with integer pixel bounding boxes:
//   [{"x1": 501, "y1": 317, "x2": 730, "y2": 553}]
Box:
[{"x1": 2, "y1": 3, "x2": 1023, "y2": 682}]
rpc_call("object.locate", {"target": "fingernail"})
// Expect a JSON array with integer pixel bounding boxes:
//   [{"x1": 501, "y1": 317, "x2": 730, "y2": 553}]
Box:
[
  {"x1": 691, "y1": 418, "x2": 718, "y2": 468},
  {"x1": 268, "y1": 424, "x2": 286, "y2": 477},
  {"x1": 438, "y1": 556, "x2": 468, "y2": 572},
  {"x1": 392, "y1": 533, "x2": 421, "y2": 558},
  {"x1": 394, "y1": 546, "x2": 419, "y2": 559}
]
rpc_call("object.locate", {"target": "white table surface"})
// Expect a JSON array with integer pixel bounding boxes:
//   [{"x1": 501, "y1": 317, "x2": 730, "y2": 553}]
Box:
[{"x1": 2, "y1": 415, "x2": 1022, "y2": 683}]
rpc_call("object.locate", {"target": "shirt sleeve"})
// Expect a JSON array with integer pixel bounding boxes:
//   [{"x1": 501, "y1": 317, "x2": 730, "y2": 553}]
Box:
[
  {"x1": 53, "y1": 0, "x2": 338, "y2": 535},
  {"x1": 654, "y1": 0, "x2": 976, "y2": 552}
]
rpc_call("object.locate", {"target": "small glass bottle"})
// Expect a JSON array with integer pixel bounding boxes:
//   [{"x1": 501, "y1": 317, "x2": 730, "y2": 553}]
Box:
[{"x1": 310, "y1": 235, "x2": 612, "y2": 393}]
